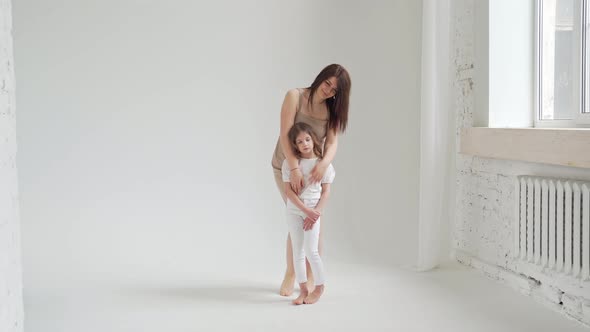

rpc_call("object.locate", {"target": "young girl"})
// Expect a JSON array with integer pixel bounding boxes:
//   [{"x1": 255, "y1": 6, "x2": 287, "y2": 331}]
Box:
[{"x1": 281, "y1": 122, "x2": 335, "y2": 305}]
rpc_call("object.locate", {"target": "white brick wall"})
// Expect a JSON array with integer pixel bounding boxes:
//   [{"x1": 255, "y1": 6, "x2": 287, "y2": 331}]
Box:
[
  {"x1": 0, "y1": 0, "x2": 24, "y2": 331},
  {"x1": 452, "y1": 0, "x2": 590, "y2": 326}
]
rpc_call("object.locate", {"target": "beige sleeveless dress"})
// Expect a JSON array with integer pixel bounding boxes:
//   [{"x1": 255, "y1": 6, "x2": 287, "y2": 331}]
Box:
[{"x1": 271, "y1": 88, "x2": 329, "y2": 202}]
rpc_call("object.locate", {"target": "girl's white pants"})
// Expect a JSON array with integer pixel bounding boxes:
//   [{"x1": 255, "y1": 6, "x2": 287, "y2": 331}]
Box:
[{"x1": 286, "y1": 199, "x2": 325, "y2": 286}]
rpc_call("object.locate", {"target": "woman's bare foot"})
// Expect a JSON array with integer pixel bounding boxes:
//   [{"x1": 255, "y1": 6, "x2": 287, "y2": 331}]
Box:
[
  {"x1": 280, "y1": 273, "x2": 295, "y2": 296},
  {"x1": 292, "y1": 283, "x2": 309, "y2": 305},
  {"x1": 303, "y1": 285, "x2": 324, "y2": 304}
]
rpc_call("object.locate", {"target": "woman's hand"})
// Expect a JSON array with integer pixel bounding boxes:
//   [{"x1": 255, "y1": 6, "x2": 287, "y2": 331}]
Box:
[
  {"x1": 309, "y1": 161, "x2": 328, "y2": 184},
  {"x1": 289, "y1": 168, "x2": 304, "y2": 194},
  {"x1": 303, "y1": 217, "x2": 316, "y2": 231}
]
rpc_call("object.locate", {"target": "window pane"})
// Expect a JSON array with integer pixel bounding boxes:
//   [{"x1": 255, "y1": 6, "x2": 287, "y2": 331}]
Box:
[{"x1": 541, "y1": 0, "x2": 575, "y2": 120}]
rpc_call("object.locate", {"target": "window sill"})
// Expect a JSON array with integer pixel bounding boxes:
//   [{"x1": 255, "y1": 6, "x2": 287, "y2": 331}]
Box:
[{"x1": 459, "y1": 127, "x2": 590, "y2": 169}]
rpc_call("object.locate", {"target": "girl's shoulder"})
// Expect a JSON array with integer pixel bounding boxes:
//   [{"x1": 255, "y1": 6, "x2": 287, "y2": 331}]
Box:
[
  {"x1": 322, "y1": 160, "x2": 335, "y2": 174},
  {"x1": 281, "y1": 158, "x2": 302, "y2": 170},
  {"x1": 319, "y1": 162, "x2": 336, "y2": 184},
  {"x1": 326, "y1": 162, "x2": 335, "y2": 171},
  {"x1": 281, "y1": 159, "x2": 289, "y2": 170}
]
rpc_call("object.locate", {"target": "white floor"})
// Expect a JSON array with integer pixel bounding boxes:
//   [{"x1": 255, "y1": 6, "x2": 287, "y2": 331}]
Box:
[{"x1": 23, "y1": 261, "x2": 588, "y2": 332}]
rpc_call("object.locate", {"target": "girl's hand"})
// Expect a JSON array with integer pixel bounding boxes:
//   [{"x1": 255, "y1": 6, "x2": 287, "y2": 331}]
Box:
[
  {"x1": 309, "y1": 162, "x2": 328, "y2": 184},
  {"x1": 303, "y1": 217, "x2": 316, "y2": 231},
  {"x1": 289, "y1": 168, "x2": 304, "y2": 194},
  {"x1": 305, "y1": 208, "x2": 321, "y2": 222}
]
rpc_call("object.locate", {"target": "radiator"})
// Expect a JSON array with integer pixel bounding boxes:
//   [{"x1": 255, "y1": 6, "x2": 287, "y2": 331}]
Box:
[{"x1": 515, "y1": 176, "x2": 590, "y2": 279}]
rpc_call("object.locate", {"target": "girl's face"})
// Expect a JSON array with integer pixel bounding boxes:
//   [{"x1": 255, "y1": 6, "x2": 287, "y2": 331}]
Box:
[
  {"x1": 319, "y1": 76, "x2": 338, "y2": 100},
  {"x1": 295, "y1": 131, "x2": 315, "y2": 158}
]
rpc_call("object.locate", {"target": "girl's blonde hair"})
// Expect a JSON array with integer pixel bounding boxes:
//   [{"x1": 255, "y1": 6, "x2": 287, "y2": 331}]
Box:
[{"x1": 288, "y1": 122, "x2": 323, "y2": 159}]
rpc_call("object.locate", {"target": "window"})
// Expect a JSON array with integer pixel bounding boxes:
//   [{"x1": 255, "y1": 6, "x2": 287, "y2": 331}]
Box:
[
  {"x1": 584, "y1": 0, "x2": 590, "y2": 115},
  {"x1": 536, "y1": 0, "x2": 590, "y2": 127}
]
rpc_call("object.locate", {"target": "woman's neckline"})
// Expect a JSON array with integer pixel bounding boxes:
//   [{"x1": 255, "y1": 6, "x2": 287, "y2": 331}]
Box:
[
  {"x1": 296, "y1": 111, "x2": 328, "y2": 122},
  {"x1": 298, "y1": 88, "x2": 329, "y2": 121}
]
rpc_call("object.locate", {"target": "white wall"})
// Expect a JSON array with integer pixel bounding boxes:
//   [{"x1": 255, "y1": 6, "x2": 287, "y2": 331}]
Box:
[
  {"x1": 0, "y1": 0, "x2": 24, "y2": 330},
  {"x1": 308, "y1": 0, "x2": 422, "y2": 266},
  {"x1": 13, "y1": 0, "x2": 423, "y2": 290},
  {"x1": 453, "y1": 0, "x2": 590, "y2": 325}
]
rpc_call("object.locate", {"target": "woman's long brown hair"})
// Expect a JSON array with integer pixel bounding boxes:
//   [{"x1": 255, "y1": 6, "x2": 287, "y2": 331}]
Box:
[{"x1": 307, "y1": 64, "x2": 351, "y2": 133}]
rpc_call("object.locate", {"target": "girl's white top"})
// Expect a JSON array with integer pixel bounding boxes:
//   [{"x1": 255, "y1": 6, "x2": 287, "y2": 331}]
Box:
[{"x1": 281, "y1": 158, "x2": 335, "y2": 201}]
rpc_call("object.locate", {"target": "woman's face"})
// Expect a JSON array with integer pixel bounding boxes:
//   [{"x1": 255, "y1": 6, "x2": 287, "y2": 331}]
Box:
[
  {"x1": 295, "y1": 131, "x2": 314, "y2": 158},
  {"x1": 319, "y1": 76, "x2": 339, "y2": 100}
]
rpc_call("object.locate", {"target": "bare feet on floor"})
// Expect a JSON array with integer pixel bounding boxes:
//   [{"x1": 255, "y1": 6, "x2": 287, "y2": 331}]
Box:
[
  {"x1": 292, "y1": 283, "x2": 309, "y2": 305},
  {"x1": 303, "y1": 285, "x2": 324, "y2": 304},
  {"x1": 280, "y1": 273, "x2": 295, "y2": 296},
  {"x1": 306, "y1": 273, "x2": 315, "y2": 293}
]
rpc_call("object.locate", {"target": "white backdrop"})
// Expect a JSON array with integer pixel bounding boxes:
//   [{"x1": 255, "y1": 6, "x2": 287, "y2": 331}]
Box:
[{"x1": 13, "y1": 0, "x2": 422, "y2": 290}]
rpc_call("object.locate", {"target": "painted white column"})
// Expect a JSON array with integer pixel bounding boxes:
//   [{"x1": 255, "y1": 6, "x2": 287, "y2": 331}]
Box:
[
  {"x1": 0, "y1": 0, "x2": 24, "y2": 330},
  {"x1": 417, "y1": 0, "x2": 453, "y2": 271}
]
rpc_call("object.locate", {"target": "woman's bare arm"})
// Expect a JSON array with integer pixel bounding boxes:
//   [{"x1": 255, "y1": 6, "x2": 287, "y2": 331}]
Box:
[
  {"x1": 280, "y1": 89, "x2": 304, "y2": 192},
  {"x1": 310, "y1": 128, "x2": 338, "y2": 183}
]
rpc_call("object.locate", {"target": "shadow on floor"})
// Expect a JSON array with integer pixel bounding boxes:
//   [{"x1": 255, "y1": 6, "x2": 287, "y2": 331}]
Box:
[{"x1": 113, "y1": 281, "x2": 288, "y2": 305}]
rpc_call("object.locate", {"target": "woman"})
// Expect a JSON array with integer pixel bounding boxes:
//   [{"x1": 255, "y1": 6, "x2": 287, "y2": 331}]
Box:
[{"x1": 271, "y1": 64, "x2": 351, "y2": 296}]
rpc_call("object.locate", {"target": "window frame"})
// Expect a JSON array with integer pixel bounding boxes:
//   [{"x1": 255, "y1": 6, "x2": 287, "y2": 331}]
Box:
[
  {"x1": 534, "y1": 0, "x2": 590, "y2": 128},
  {"x1": 579, "y1": 0, "x2": 590, "y2": 123}
]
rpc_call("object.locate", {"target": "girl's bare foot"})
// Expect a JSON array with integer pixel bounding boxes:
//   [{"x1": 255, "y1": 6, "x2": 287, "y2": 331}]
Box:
[
  {"x1": 306, "y1": 280, "x2": 315, "y2": 293},
  {"x1": 292, "y1": 283, "x2": 308, "y2": 305},
  {"x1": 280, "y1": 273, "x2": 295, "y2": 296},
  {"x1": 303, "y1": 285, "x2": 324, "y2": 304},
  {"x1": 306, "y1": 270, "x2": 315, "y2": 293}
]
